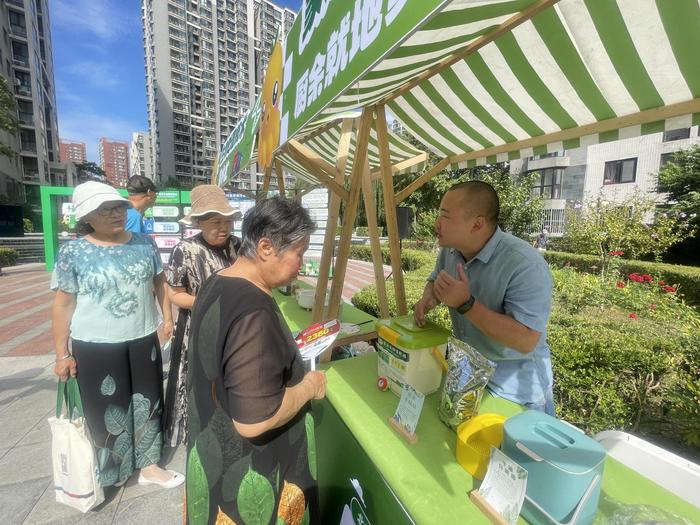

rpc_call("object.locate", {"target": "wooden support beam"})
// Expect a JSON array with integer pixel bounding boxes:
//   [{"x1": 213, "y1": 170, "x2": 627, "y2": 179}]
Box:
[
  {"x1": 274, "y1": 158, "x2": 285, "y2": 198},
  {"x1": 362, "y1": 156, "x2": 390, "y2": 318},
  {"x1": 378, "y1": 0, "x2": 560, "y2": 106},
  {"x1": 370, "y1": 152, "x2": 429, "y2": 180},
  {"x1": 314, "y1": 118, "x2": 354, "y2": 325},
  {"x1": 449, "y1": 97, "x2": 700, "y2": 165},
  {"x1": 283, "y1": 143, "x2": 349, "y2": 200},
  {"x1": 376, "y1": 105, "x2": 407, "y2": 315},
  {"x1": 293, "y1": 185, "x2": 320, "y2": 202},
  {"x1": 394, "y1": 157, "x2": 451, "y2": 204},
  {"x1": 287, "y1": 139, "x2": 341, "y2": 180},
  {"x1": 259, "y1": 165, "x2": 272, "y2": 202},
  {"x1": 327, "y1": 108, "x2": 373, "y2": 321}
]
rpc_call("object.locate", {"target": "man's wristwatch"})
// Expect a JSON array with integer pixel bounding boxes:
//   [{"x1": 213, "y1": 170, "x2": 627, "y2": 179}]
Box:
[{"x1": 456, "y1": 295, "x2": 475, "y2": 315}]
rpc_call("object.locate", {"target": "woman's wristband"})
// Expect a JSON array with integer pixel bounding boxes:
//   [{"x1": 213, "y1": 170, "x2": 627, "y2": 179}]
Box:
[{"x1": 55, "y1": 353, "x2": 73, "y2": 361}]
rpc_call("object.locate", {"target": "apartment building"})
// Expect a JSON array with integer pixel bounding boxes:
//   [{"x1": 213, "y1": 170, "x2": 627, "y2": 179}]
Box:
[
  {"x1": 141, "y1": 0, "x2": 295, "y2": 189},
  {"x1": 59, "y1": 139, "x2": 86, "y2": 164},
  {"x1": 129, "y1": 131, "x2": 154, "y2": 182},
  {"x1": 509, "y1": 126, "x2": 700, "y2": 235},
  {"x1": 98, "y1": 138, "x2": 130, "y2": 188},
  {"x1": 1, "y1": 0, "x2": 61, "y2": 204}
]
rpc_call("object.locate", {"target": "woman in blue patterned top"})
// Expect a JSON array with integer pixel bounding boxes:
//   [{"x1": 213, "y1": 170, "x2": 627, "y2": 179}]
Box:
[{"x1": 51, "y1": 181, "x2": 184, "y2": 490}]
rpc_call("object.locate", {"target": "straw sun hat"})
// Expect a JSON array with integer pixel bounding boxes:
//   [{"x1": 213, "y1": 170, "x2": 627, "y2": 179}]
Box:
[{"x1": 181, "y1": 185, "x2": 242, "y2": 225}]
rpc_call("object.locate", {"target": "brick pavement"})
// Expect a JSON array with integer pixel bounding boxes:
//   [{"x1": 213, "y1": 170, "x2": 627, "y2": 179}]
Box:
[{"x1": 0, "y1": 259, "x2": 392, "y2": 523}]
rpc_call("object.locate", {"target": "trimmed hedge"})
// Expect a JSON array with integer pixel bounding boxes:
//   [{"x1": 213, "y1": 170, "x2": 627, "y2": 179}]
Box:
[
  {"x1": 348, "y1": 245, "x2": 435, "y2": 272},
  {"x1": 351, "y1": 262, "x2": 700, "y2": 448},
  {"x1": 544, "y1": 251, "x2": 700, "y2": 306},
  {"x1": 354, "y1": 226, "x2": 385, "y2": 237},
  {"x1": 0, "y1": 247, "x2": 19, "y2": 267}
]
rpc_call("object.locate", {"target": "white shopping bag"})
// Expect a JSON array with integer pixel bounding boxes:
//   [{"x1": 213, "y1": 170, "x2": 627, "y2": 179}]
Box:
[{"x1": 48, "y1": 379, "x2": 104, "y2": 513}]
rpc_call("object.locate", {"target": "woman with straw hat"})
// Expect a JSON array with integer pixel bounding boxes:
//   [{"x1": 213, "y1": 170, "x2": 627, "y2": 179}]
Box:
[
  {"x1": 162, "y1": 184, "x2": 242, "y2": 446},
  {"x1": 51, "y1": 181, "x2": 183, "y2": 489}
]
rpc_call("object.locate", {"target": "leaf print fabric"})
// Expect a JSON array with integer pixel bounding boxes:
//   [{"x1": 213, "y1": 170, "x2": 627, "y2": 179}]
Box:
[
  {"x1": 71, "y1": 333, "x2": 164, "y2": 488},
  {"x1": 50, "y1": 233, "x2": 162, "y2": 343},
  {"x1": 185, "y1": 276, "x2": 320, "y2": 524}
]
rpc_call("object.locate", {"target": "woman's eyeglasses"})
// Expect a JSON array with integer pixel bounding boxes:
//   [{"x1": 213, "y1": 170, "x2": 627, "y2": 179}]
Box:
[{"x1": 96, "y1": 204, "x2": 129, "y2": 217}]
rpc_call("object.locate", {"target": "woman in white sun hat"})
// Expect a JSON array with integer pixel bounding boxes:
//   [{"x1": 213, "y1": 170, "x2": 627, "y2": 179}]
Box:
[
  {"x1": 51, "y1": 181, "x2": 183, "y2": 489},
  {"x1": 162, "y1": 184, "x2": 242, "y2": 446}
]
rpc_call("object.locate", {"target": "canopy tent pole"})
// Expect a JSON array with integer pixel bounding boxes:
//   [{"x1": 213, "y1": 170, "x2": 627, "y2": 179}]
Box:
[
  {"x1": 370, "y1": 152, "x2": 429, "y2": 181},
  {"x1": 361, "y1": 155, "x2": 390, "y2": 318},
  {"x1": 376, "y1": 105, "x2": 408, "y2": 315},
  {"x1": 274, "y1": 158, "x2": 286, "y2": 198},
  {"x1": 448, "y1": 98, "x2": 700, "y2": 165},
  {"x1": 259, "y1": 164, "x2": 273, "y2": 202},
  {"x1": 283, "y1": 141, "x2": 349, "y2": 200},
  {"x1": 313, "y1": 117, "x2": 354, "y2": 325},
  {"x1": 327, "y1": 107, "x2": 373, "y2": 320},
  {"x1": 395, "y1": 157, "x2": 451, "y2": 204}
]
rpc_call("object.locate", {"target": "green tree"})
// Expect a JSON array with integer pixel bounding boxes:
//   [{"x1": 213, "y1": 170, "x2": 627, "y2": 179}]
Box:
[
  {"x1": 561, "y1": 190, "x2": 694, "y2": 273},
  {"x1": 394, "y1": 162, "x2": 543, "y2": 240},
  {"x1": 657, "y1": 145, "x2": 700, "y2": 227},
  {"x1": 0, "y1": 77, "x2": 19, "y2": 158},
  {"x1": 75, "y1": 161, "x2": 107, "y2": 182}
]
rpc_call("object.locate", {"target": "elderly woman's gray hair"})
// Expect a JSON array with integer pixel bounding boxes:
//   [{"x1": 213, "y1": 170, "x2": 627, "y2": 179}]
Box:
[{"x1": 238, "y1": 196, "x2": 315, "y2": 258}]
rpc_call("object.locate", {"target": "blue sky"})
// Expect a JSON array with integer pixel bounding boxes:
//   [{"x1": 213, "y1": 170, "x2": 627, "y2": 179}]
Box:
[{"x1": 51, "y1": 0, "x2": 301, "y2": 162}]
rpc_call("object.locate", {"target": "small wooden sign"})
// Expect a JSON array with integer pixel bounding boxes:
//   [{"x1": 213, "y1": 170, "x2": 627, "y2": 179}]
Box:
[{"x1": 388, "y1": 384, "x2": 425, "y2": 444}]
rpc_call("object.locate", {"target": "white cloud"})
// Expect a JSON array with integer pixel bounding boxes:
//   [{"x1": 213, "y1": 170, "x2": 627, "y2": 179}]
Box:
[
  {"x1": 52, "y1": 0, "x2": 140, "y2": 42},
  {"x1": 58, "y1": 110, "x2": 140, "y2": 162},
  {"x1": 63, "y1": 61, "x2": 123, "y2": 90}
]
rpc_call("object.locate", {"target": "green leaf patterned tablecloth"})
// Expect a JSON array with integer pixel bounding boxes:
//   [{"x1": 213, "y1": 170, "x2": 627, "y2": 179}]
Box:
[{"x1": 321, "y1": 353, "x2": 700, "y2": 524}]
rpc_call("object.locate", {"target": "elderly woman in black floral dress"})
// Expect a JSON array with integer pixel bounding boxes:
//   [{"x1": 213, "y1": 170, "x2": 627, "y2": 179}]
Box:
[{"x1": 162, "y1": 185, "x2": 241, "y2": 446}]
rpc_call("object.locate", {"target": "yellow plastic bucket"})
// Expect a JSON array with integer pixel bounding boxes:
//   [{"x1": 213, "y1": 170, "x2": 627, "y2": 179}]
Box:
[{"x1": 455, "y1": 413, "x2": 507, "y2": 479}]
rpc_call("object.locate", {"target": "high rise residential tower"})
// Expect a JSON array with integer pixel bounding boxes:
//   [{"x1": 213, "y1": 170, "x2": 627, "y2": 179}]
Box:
[
  {"x1": 98, "y1": 138, "x2": 130, "y2": 188},
  {"x1": 129, "y1": 131, "x2": 154, "y2": 182},
  {"x1": 1, "y1": 0, "x2": 61, "y2": 204},
  {"x1": 59, "y1": 139, "x2": 87, "y2": 164},
  {"x1": 141, "y1": 0, "x2": 295, "y2": 189}
]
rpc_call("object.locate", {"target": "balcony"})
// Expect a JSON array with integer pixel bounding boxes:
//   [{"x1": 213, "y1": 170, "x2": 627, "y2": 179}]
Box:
[
  {"x1": 23, "y1": 170, "x2": 40, "y2": 183},
  {"x1": 10, "y1": 24, "x2": 28, "y2": 38},
  {"x1": 12, "y1": 56, "x2": 30, "y2": 68},
  {"x1": 7, "y1": 0, "x2": 24, "y2": 7},
  {"x1": 18, "y1": 112, "x2": 33, "y2": 125},
  {"x1": 14, "y1": 85, "x2": 32, "y2": 98}
]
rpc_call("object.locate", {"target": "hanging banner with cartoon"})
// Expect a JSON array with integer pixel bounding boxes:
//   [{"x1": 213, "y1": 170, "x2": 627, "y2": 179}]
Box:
[
  {"x1": 215, "y1": 96, "x2": 262, "y2": 187},
  {"x1": 258, "y1": 29, "x2": 284, "y2": 170},
  {"x1": 279, "y1": 0, "x2": 449, "y2": 144}
]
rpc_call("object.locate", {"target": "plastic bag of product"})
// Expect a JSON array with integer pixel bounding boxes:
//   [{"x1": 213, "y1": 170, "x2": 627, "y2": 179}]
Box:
[{"x1": 438, "y1": 337, "x2": 497, "y2": 430}]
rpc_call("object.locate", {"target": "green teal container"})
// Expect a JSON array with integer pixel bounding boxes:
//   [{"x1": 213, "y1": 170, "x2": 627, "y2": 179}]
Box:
[
  {"x1": 502, "y1": 410, "x2": 606, "y2": 525},
  {"x1": 376, "y1": 315, "x2": 450, "y2": 396}
]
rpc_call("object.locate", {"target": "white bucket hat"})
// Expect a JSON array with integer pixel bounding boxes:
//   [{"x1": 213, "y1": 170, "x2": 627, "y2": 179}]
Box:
[{"x1": 72, "y1": 181, "x2": 130, "y2": 220}]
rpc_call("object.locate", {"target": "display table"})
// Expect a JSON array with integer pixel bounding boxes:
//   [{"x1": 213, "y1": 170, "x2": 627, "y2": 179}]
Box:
[
  {"x1": 273, "y1": 284, "x2": 377, "y2": 348},
  {"x1": 316, "y1": 353, "x2": 700, "y2": 524}
]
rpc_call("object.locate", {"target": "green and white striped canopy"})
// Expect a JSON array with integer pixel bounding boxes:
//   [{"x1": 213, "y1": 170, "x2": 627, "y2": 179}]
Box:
[
  {"x1": 276, "y1": 117, "x2": 427, "y2": 182},
  {"x1": 309, "y1": 0, "x2": 700, "y2": 166}
]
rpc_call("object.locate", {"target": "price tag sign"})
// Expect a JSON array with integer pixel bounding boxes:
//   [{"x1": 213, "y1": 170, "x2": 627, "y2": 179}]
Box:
[
  {"x1": 389, "y1": 384, "x2": 425, "y2": 444},
  {"x1": 153, "y1": 222, "x2": 180, "y2": 234},
  {"x1": 152, "y1": 206, "x2": 180, "y2": 218},
  {"x1": 471, "y1": 447, "x2": 528, "y2": 525},
  {"x1": 153, "y1": 236, "x2": 179, "y2": 249},
  {"x1": 295, "y1": 319, "x2": 340, "y2": 370}
]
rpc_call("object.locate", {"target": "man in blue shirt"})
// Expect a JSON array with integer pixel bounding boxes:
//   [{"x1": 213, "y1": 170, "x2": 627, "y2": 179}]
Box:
[
  {"x1": 414, "y1": 181, "x2": 554, "y2": 414},
  {"x1": 125, "y1": 175, "x2": 157, "y2": 233},
  {"x1": 124, "y1": 175, "x2": 173, "y2": 339}
]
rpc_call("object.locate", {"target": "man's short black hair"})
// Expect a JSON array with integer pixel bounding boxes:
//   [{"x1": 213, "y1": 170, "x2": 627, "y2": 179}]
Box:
[
  {"x1": 448, "y1": 180, "x2": 500, "y2": 224},
  {"x1": 126, "y1": 175, "x2": 156, "y2": 195}
]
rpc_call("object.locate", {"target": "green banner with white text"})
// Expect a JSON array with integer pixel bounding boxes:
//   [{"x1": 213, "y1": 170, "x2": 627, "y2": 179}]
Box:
[{"x1": 280, "y1": 0, "x2": 448, "y2": 143}]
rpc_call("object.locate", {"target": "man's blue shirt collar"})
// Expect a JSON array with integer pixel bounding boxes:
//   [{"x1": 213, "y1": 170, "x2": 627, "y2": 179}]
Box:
[{"x1": 450, "y1": 226, "x2": 504, "y2": 265}]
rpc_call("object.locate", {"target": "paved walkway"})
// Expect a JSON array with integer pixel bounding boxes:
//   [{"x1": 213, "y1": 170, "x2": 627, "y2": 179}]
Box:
[{"x1": 0, "y1": 260, "x2": 389, "y2": 523}]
